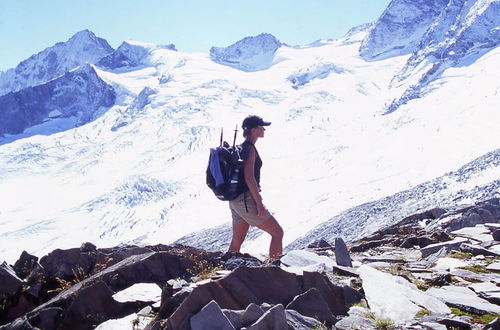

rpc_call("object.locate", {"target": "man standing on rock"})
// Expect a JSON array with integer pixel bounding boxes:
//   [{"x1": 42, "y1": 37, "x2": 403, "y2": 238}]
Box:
[{"x1": 227, "y1": 115, "x2": 284, "y2": 261}]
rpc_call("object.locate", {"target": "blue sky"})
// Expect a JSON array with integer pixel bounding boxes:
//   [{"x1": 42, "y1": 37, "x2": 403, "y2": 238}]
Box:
[{"x1": 0, "y1": 0, "x2": 391, "y2": 71}]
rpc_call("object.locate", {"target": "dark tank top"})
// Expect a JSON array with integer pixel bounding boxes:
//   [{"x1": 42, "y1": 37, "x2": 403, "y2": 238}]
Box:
[{"x1": 237, "y1": 140, "x2": 262, "y2": 194}]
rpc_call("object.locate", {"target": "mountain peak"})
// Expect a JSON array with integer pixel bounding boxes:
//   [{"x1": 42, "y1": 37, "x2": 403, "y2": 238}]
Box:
[
  {"x1": 0, "y1": 30, "x2": 114, "y2": 95},
  {"x1": 209, "y1": 33, "x2": 282, "y2": 72}
]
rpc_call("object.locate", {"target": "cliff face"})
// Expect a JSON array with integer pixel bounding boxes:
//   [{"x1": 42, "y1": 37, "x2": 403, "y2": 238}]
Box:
[{"x1": 0, "y1": 64, "x2": 115, "y2": 136}]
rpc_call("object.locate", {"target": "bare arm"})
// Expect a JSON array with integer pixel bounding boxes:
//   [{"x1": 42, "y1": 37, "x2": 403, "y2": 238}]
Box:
[{"x1": 243, "y1": 146, "x2": 267, "y2": 217}]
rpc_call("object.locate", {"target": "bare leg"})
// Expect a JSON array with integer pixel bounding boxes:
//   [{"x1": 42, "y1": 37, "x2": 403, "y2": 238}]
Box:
[
  {"x1": 228, "y1": 221, "x2": 250, "y2": 253},
  {"x1": 257, "y1": 216, "x2": 284, "y2": 259}
]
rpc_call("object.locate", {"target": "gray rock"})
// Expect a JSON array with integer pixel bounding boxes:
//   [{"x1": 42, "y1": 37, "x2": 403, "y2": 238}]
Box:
[
  {"x1": 222, "y1": 309, "x2": 244, "y2": 329},
  {"x1": 427, "y1": 286, "x2": 500, "y2": 315},
  {"x1": 284, "y1": 309, "x2": 322, "y2": 330},
  {"x1": 335, "y1": 238, "x2": 352, "y2": 267},
  {"x1": 302, "y1": 271, "x2": 349, "y2": 316},
  {"x1": 242, "y1": 304, "x2": 287, "y2": 330},
  {"x1": 190, "y1": 300, "x2": 235, "y2": 330},
  {"x1": 334, "y1": 306, "x2": 376, "y2": 330},
  {"x1": 421, "y1": 238, "x2": 468, "y2": 258},
  {"x1": 286, "y1": 287, "x2": 335, "y2": 324},
  {"x1": 460, "y1": 243, "x2": 500, "y2": 257},
  {"x1": 342, "y1": 286, "x2": 363, "y2": 307},
  {"x1": 0, "y1": 262, "x2": 23, "y2": 298},
  {"x1": 493, "y1": 230, "x2": 500, "y2": 241},
  {"x1": 242, "y1": 303, "x2": 265, "y2": 326}
]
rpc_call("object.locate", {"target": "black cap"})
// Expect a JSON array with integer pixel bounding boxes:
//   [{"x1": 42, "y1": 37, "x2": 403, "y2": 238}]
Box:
[{"x1": 242, "y1": 115, "x2": 271, "y2": 130}]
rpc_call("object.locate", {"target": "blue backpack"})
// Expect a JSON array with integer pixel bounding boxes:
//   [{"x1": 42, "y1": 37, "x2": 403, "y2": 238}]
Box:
[{"x1": 206, "y1": 127, "x2": 244, "y2": 201}]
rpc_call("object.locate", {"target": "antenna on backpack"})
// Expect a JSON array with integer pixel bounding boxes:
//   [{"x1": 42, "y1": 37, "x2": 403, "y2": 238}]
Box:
[
  {"x1": 232, "y1": 124, "x2": 238, "y2": 147},
  {"x1": 219, "y1": 127, "x2": 223, "y2": 147}
]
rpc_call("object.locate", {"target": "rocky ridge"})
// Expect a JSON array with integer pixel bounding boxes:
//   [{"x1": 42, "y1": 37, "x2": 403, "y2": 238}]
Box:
[
  {"x1": 0, "y1": 64, "x2": 116, "y2": 136},
  {"x1": 1, "y1": 197, "x2": 500, "y2": 329}
]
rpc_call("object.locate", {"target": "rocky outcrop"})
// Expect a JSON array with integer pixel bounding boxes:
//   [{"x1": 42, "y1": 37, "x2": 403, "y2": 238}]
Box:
[
  {"x1": 2, "y1": 197, "x2": 500, "y2": 329},
  {"x1": 0, "y1": 64, "x2": 116, "y2": 136}
]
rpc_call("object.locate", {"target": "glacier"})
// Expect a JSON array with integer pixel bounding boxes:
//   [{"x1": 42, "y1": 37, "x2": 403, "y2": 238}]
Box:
[{"x1": 0, "y1": 1, "x2": 499, "y2": 263}]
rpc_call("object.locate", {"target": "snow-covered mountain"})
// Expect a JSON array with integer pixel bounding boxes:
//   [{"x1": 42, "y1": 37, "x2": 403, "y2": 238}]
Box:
[
  {"x1": 0, "y1": 30, "x2": 113, "y2": 96},
  {"x1": 0, "y1": 64, "x2": 115, "y2": 136},
  {"x1": 210, "y1": 33, "x2": 282, "y2": 71},
  {"x1": 360, "y1": 0, "x2": 450, "y2": 61},
  {"x1": 0, "y1": 1, "x2": 499, "y2": 263}
]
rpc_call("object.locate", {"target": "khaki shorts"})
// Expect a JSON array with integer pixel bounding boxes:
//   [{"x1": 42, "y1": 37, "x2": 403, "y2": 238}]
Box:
[{"x1": 229, "y1": 192, "x2": 272, "y2": 226}]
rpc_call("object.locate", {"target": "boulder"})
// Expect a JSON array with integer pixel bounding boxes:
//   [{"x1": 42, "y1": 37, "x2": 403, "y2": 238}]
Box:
[
  {"x1": 335, "y1": 306, "x2": 376, "y2": 330},
  {"x1": 359, "y1": 265, "x2": 450, "y2": 324},
  {"x1": 57, "y1": 281, "x2": 134, "y2": 330},
  {"x1": 286, "y1": 287, "x2": 335, "y2": 324},
  {"x1": 222, "y1": 309, "x2": 244, "y2": 329},
  {"x1": 427, "y1": 286, "x2": 500, "y2": 315},
  {"x1": 166, "y1": 266, "x2": 303, "y2": 329},
  {"x1": 241, "y1": 303, "x2": 266, "y2": 325},
  {"x1": 460, "y1": 243, "x2": 500, "y2": 257},
  {"x1": 335, "y1": 238, "x2": 352, "y2": 267},
  {"x1": 284, "y1": 309, "x2": 322, "y2": 330},
  {"x1": 40, "y1": 247, "x2": 97, "y2": 279},
  {"x1": 12, "y1": 251, "x2": 38, "y2": 279},
  {"x1": 242, "y1": 304, "x2": 287, "y2": 330},
  {"x1": 0, "y1": 262, "x2": 23, "y2": 298},
  {"x1": 190, "y1": 300, "x2": 235, "y2": 330},
  {"x1": 302, "y1": 271, "x2": 348, "y2": 316},
  {"x1": 281, "y1": 250, "x2": 335, "y2": 268}
]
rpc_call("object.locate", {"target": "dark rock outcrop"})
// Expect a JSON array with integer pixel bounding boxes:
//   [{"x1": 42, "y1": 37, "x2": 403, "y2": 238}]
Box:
[{"x1": 0, "y1": 64, "x2": 115, "y2": 136}]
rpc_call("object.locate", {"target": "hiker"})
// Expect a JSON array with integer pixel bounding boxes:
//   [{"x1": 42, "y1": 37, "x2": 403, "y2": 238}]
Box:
[{"x1": 227, "y1": 115, "x2": 284, "y2": 259}]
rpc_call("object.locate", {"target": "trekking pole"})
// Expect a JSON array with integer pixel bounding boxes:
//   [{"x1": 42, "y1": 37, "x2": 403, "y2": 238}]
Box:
[
  {"x1": 232, "y1": 124, "x2": 238, "y2": 147},
  {"x1": 220, "y1": 127, "x2": 223, "y2": 147}
]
